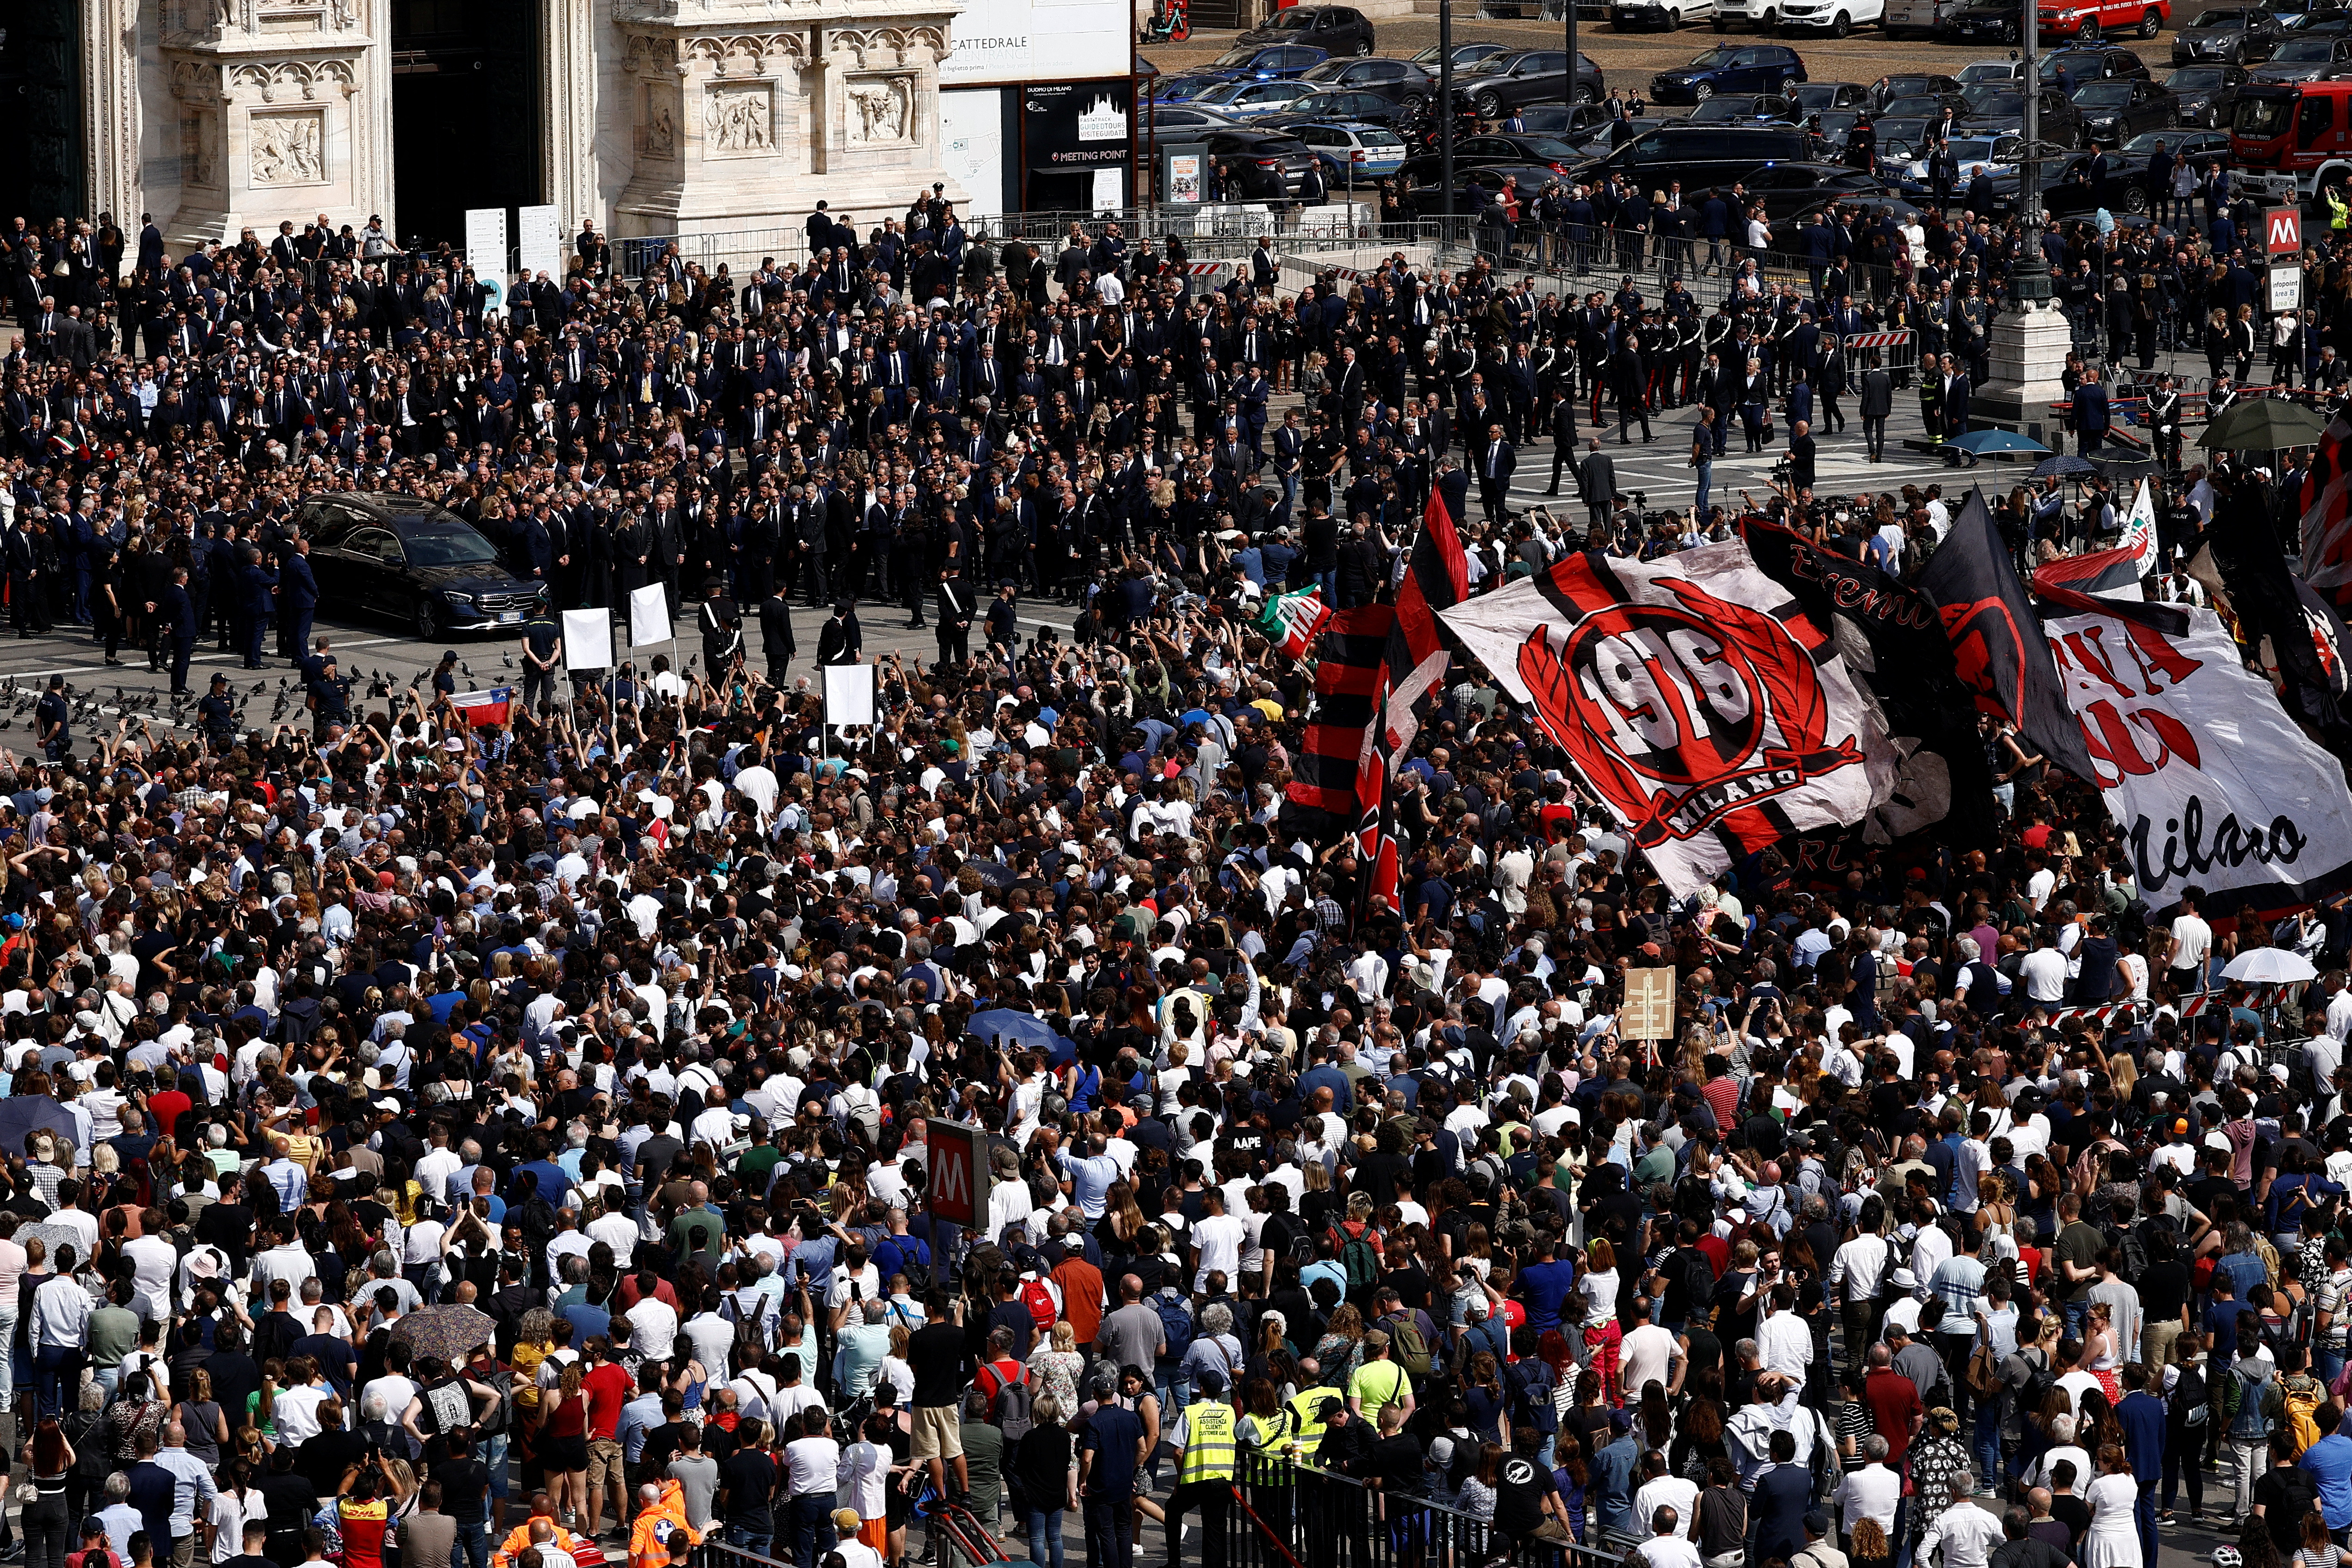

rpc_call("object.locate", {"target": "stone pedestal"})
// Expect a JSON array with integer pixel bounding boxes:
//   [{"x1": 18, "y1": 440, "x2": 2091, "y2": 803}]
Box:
[
  {"x1": 1970, "y1": 300, "x2": 2075, "y2": 449},
  {"x1": 612, "y1": 3, "x2": 967, "y2": 254}
]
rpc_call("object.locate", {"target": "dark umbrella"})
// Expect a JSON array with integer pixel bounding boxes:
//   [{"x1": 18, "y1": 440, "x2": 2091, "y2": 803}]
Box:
[
  {"x1": 2031, "y1": 453, "x2": 2099, "y2": 480},
  {"x1": 2089, "y1": 454, "x2": 2159, "y2": 481},
  {"x1": 388, "y1": 1305, "x2": 496, "y2": 1364},
  {"x1": 2199, "y1": 397, "x2": 2329, "y2": 453}
]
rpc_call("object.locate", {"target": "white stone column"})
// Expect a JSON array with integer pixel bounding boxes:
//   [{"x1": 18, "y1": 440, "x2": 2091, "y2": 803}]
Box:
[
  {"x1": 543, "y1": 0, "x2": 603, "y2": 230},
  {"x1": 84, "y1": 0, "x2": 145, "y2": 224}
]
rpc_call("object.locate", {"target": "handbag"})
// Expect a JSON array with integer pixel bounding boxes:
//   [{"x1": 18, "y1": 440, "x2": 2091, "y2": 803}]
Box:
[{"x1": 1966, "y1": 1341, "x2": 2001, "y2": 1398}]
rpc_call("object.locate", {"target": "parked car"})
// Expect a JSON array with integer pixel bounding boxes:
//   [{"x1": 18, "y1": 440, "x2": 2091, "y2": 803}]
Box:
[
  {"x1": 1450, "y1": 50, "x2": 1592, "y2": 115},
  {"x1": 1742, "y1": 163, "x2": 1889, "y2": 216},
  {"x1": 2035, "y1": 0, "x2": 2169, "y2": 38},
  {"x1": 1883, "y1": 0, "x2": 1963, "y2": 35},
  {"x1": 2172, "y1": 5, "x2": 2283, "y2": 61},
  {"x1": 2286, "y1": 6, "x2": 2352, "y2": 27},
  {"x1": 1396, "y1": 163, "x2": 1564, "y2": 214},
  {"x1": 1947, "y1": 0, "x2": 2027, "y2": 39},
  {"x1": 1688, "y1": 92, "x2": 1793, "y2": 120},
  {"x1": 1894, "y1": 129, "x2": 2023, "y2": 178},
  {"x1": 1611, "y1": 0, "x2": 1718, "y2": 29},
  {"x1": 2118, "y1": 125, "x2": 2232, "y2": 173},
  {"x1": 1789, "y1": 191, "x2": 1932, "y2": 224},
  {"x1": 1400, "y1": 134, "x2": 1591, "y2": 181},
  {"x1": 1515, "y1": 103, "x2": 1619, "y2": 139},
  {"x1": 1142, "y1": 104, "x2": 1242, "y2": 133},
  {"x1": 1273, "y1": 88, "x2": 1411, "y2": 125},
  {"x1": 1237, "y1": 5, "x2": 1376, "y2": 54},
  {"x1": 2163, "y1": 61, "x2": 2248, "y2": 123},
  {"x1": 1576, "y1": 121, "x2": 1814, "y2": 183},
  {"x1": 1650, "y1": 43, "x2": 1806, "y2": 100},
  {"x1": 1960, "y1": 82, "x2": 2088, "y2": 143},
  {"x1": 1200, "y1": 128, "x2": 1318, "y2": 195},
  {"x1": 296, "y1": 496, "x2": 549, "y2": 639},
  {"x1": 2072, "y1": 76, "x2": 2180, "y2": 139},
  {"x1": 1867, "y1": 72, "x2": 1961, "y2": 110},
  {"x1": 1215, "y1": 80, "x2": 1329, "y2": 116},
  {"x1": 1150, "y1": 74, "x2": 1232, "y2": 103},
  {"x1": 1295, "y1": 56, "x2": 1438, "y2": 110},
  {"x1": 2039, "y1": 43, "x2": 2153, "y2": 80},
  {"x1": 1881, "y1": 90, "x2": 1970, "y2": 119},
  {"x1": 1283, "y1": 120, "x2": 1409, "y2": 181},
  {"x1": 1195, "y1": 45, "x2": 1329, "y2": 82},
  {"x1": 1966, "y1": 150, "x2": 2153, "y2": 214},
  {"x1": 1789, "y1": 80, "x2": 1869, "y2": 109},
  {"x1": 1776, "y1": 0, "x2": 1882, "y2": 35},
  {"x1": 1410, "y1": 40, "x2": 1514, "y2": 69},
  {"x1": 1957, "y1": 61, "x2": 2026, "y2": 84},
  {"x1": 2250, "y1": 32, "x2": 2352, "y2": 77}
]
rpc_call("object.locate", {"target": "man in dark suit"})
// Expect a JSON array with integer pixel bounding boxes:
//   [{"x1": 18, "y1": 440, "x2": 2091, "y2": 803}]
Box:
[
  {"x1": 1858, "y1": 353, "x2": 1894, "y2": 462},
  {"x1": 1476, "y1": 423, "x2": 1515, "y2": 525},
  {"x1": 937, "y1": 573, "x2": 975, "y2": 666},
  {"x1": 153, "y1": 568, "x2": 198, "y2": 694},
  {"x1": 277, "y1": 537, "x2": 320, "y2": 666},
  {"x1": 758, "y1": 589, "x2": 796, "y2": 686},
  {"x1": 1749, "y1": 1421, "x2": 1814, "y2": 1564},
  {"x1": 1940, "y1": 353, "x2": 1972, "y2": 441},
  {"x1": 1578, "y1": 439, "x2": 1616, "y2": 541},
  {"x1": 815, "y1": 599, "x2": 861, "y2": 666},
  {"x1": 2073, "y1": 365, "x2": 2112, "y2": 454},
  {"x1": 1543, "y1": 394, "x2": 1580, "y2": 496}
]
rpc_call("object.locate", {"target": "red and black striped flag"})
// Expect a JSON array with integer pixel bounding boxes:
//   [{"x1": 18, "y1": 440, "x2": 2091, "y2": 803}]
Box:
[
  {"x1": 1281, "y1": 603, "x2": 1395, "y2": 839},
  {"x1": 1356, "y1": 477, "x2": 1473, "y2": 916},
  {"x1": 2303, "y1": 406, "x2": 2352, "y2": 607}
]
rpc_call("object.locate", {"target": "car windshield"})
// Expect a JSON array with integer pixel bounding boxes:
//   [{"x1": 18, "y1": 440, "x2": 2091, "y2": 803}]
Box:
[
  {"x1": 1301, "y1": 61, "x2": 1348, "y2": 79},
  {"x1": 1681, "y1": 48, "x2": 1740, "y2": 67},
  {"x1": 1790, "y1": 83, "x2": 1844, "y2": 104},
  {"x1": 1691, "y1": 97, "x2": 1762, "y2": 118},
  {"x1": 1959, "y1": 62, "x2": 2015, "y2": 79},
  {"x1": 403, "y1": 523, "x2": 500, "y2": 569},
  {"x1": 1359, "y1": 129, "x2": 1404, "y2": 145},
  {"x1": 2075, "y1": 81, "x2": 2135, "y2": 103},
  {"x1": 2235, "y1": 92, "x2": 2295, "y2": 132},
  {"x1": 1214, "y1": 49, "x2": 1266, "y2": 66},
  {"x1": 2189, "y1": 8, "x2": 2249, "y2": 24},
  {"x1": 2275, "y1": 36, "x2": 2339, "y2": 55},
  {"x1": 1197, "y1": 81, "x2": 1251, "y2": 103},
  {"x1": 1265, "y1": 10, "x2": 1314, "y2": 27},
  {"x1": 1963, "y1": 86, "x2": 2026, "y2": 112},
  {"x1": 1459, "y1": 53, "x2": 1518, "y2": 74},
  {"x1": 2167, "y1": 66, "x2": 2228, "y2": 85},
  {"x1": 1937, "y1": 135, "x2": 2009, "y2": 159}
]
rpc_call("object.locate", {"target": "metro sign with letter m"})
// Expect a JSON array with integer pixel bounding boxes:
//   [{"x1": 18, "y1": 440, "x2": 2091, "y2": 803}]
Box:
[{"x1": 2269, "y1": 206, "x2": 2303, "y2": 257}]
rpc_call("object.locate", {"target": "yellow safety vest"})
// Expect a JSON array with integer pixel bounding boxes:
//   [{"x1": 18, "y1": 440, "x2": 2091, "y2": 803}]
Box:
[
  {"x1": 1284, "y1": 1388, "x2": 1333, "y2": 1452},
  {"x1": 1179, "y1": 1400, "x2": 1239, "y2": 1484}
]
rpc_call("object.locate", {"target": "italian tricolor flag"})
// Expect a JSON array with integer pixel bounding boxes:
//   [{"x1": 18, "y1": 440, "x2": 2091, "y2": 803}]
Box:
[{"x1": 1260, "y1": 587, "x2": 1330, "y2": 659}]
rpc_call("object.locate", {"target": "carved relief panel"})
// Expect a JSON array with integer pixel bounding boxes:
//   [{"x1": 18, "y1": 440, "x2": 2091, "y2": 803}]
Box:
[
  {"x1": 704, "y1": 84, "x2": 775, "y2": 155},
  {"x1": 249, "y1": 109, "x2": 326, "y2": 184}
]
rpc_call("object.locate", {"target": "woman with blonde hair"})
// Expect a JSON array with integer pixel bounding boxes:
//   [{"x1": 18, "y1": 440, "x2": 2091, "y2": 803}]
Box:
[
  {"x1": 1313, "y1": 1302, "x2": 1367, "y2": 1386},
  {"x1": 1029, "y1": 1319, "x2": 1086, "y2": 1413}
]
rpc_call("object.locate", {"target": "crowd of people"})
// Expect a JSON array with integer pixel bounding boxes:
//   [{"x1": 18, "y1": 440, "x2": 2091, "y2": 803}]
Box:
[{"x1": 0, "y1": 172, "x2": 2343, "y2": 1568}]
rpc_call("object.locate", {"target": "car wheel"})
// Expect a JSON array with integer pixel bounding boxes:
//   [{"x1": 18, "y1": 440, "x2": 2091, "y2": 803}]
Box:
[
  {"x1": 1474, "y1": 89, "x2": 1503, "y2": 115},
  {"x1": 2080, "y1": 16, "x2": 2100, "y2": 37},
  {"x1": 1693, "y1": 80, "x2": 1714, "y2": 98},
  {"x1": 1578, "y1": 82, "x2": 1601, "y2": 101},
  {"x1": 414, "y1": 595, "x2": 444, "y2": 641},
  {"x1": 1402, "y1": 92, "x2": 1427, "y2": 113},
  {"x1": 2121, "y1": 184, "x2": 2150, "y2": 212},
  {"x1": 2140, "y1": 6, "x2": 2160, "y2": 33},
  {"x1": 1354, "y1": 37, "x2": 1372, "y2": 53},
  {"x1": 1830, "y1": 8, "x2": 1849, "y2": 32}
]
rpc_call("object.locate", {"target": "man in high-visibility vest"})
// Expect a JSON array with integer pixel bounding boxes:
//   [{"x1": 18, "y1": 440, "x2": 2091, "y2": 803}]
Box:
[
  {"x1": 1163, "y1": 1366, "x2": 1238, "y2": 1568},
  {"x1": 1281, "y1": 1388, "x2": 1340, "y2": 1453}
]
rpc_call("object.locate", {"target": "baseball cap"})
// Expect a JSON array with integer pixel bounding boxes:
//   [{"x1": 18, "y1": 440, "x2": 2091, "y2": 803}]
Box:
[{"x1": 832, "y1": 1509, "x2": 863, "y2": 1532}]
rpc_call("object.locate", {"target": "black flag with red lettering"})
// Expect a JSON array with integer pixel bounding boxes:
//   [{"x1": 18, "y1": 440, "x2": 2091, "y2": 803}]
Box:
[
  {"x1": 1355, "y1": 480, "x2": 1472, "y2": 916},
  {"x1": 1917, "y1": 489, "x2": 2101, "y2": 784}
]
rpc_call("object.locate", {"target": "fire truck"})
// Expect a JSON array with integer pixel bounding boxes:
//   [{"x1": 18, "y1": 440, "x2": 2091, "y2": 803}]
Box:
[{"x1": 2231, "y1": 77, "x2": 2352, "y2": 204}]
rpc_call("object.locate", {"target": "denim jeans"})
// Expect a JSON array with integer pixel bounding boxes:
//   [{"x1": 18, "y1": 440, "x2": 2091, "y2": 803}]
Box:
[
  {"x1": 2319, "y1": 1349, "x2": 2346, "y2": 1389},
  {"x1": 1973, "y1": 1396, "x2": 2005, "y2": 1492},
  {"x1": 481, "y1": 1433, "x2": 510, "y2": 1502},
  {"x1": 1025, "y1": 1507, "x2": 1066, "y2": 1568},
  {"x1": 24, "y1": 1490, "x2": 69, "y2": 1568},
  {"x1": 725, "y1": 1525, "x2": 772, "y2": 1559},
  {"x1": 455, "y1": 1521, "x2": 488, "y2": 1568},
  {"x1": 792, "y1": 1491, "x2": 838, "y2": 1568},
  {"x1": 33, "y1": 1345, "x2": 74, "y2": 1420}
]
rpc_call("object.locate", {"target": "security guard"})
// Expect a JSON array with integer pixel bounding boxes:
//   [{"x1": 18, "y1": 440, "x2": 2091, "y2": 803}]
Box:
[
  {"x1": 1164, "y1": 1367, "x2": 1238, "y2": 1568},
  {"x1": 197, "y1": 672, "x2": 238, "y2": 749},
  {"x1": 1282, "y1": 1387, "x2": 1338, "y2": 1454},
  {"x1": 520, "y1": 604, "x2": 562, "y2": 714}
]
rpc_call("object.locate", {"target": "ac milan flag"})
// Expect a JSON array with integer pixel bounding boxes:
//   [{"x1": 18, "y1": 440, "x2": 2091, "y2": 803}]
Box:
[
  {"x1": 1280, "y1": 604, "x2": 1393, "y2": 843},
  {"x1": 1352, "y1": 483, "x2": 1472, "y2": 916},
  {"x1": 2041, "y1": 595, "x2": 2352, "y2": 910},
  {"x1": 2301, "y1": 406, "x2": 2352, "y2": 605},
  {"x1": 1917, "y1": 489, "x2": 2101, "y2": 784},
  {"x1": 2033, "y1": 545, "x2": 2147, "y2": 601},
  {"x1": 1260, "y1": 588, "x2": 1332, "y2": 660},
  {"x1": 2196, "y1": 481, "x2": 2352, "y2": 759},
  {"x1": 1439, "y1": 539, "x2": 1899, "y2": 900},
  {"x1": 1740, "y1": 519, "x2": 1996, "y2": 845}
]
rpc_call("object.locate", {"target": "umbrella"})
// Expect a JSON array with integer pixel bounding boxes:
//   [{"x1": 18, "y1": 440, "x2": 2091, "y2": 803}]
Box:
[
  {"x1": 2089, "y1": 454, "x2": 2159, "y2": 480},
  {"x1": 2032, "y1": 453, "x2": 2098, "y2": 480},
  {"x1": 967, "y1": 1009, "x2": 1079, "y2": 1064},
  {"x1": 2220, "y1": 946, "x2": 2319, "y2": 985},
  {"x1": 388, "y1": 1305, "x2": 496, "y2": 1365},
  {"x1": 0, "y1": 1097, "x2": 79, "y2": 1164},
  {"x1": 1946, "y1": 429, "x2": 2049, "y2": 457},
  {"x1": 2199, "y1": 398, "x2": 2330, "y2": 452}
]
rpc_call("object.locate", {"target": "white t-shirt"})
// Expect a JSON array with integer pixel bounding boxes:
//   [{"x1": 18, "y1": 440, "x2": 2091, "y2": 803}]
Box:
[
  {"x1": 1620, "y1": 1323, "x2": 1677, "y2": 1402},
  {"x1": 2168, "y1": 914, "x2": 2212, "y2": 975},
  {"x1": 1193, "y1": 1214, "x2": 1246, "y2": 1292}
]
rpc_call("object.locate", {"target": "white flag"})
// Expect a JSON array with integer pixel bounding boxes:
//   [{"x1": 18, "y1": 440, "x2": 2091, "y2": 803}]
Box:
[
  {"x1": 560, "y1": 610, "x2": 613, "y2": 672},
  {"x1": 2119, "y1": 479, "x2": 2157, "y2": 570},
  {"x1": 629, "y1": 584, "x2": 673, "y2": 649}
]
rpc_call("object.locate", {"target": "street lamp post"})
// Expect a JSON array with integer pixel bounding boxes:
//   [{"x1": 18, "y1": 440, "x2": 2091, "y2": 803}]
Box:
[
  {"x1": 1440, "y1": 0, "x2": 1456, "y2": 227},
  {"x1": 2012, "y1": 0, "x2": 2051, "y2": 307}
]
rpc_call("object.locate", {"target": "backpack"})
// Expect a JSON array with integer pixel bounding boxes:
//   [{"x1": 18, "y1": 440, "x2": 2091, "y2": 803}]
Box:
[
  {"x1": 2178, "y1": 1363, "x2": 2210, "y2": 1427},
  {"x1": 1152, "y1": 1287, "x2": 1194, "y2": 1363},
  {"x1": 1505, "y1": 1355, "x2": 1559, "y2": 1437},
  {"x1": 2278, "y1": 1375, "x2": 2324, "y2": 1457},
  {"x1": 980, "y1": 1359, "x2": 1034, "y2": 1441},
  {"x1": 1380, "y1": 1313, "x2": 1433, "y2": 1378},
  {"x1": 1020, "y1": 1278, "x2": 1057, "y2": 1332},
  {"x1": 1329, "y1": 1224, "x2": 1380, "y2": 1298},
  {"x1": 2017, "y1": 1345, "x2": 2055, "y2": 1416}
]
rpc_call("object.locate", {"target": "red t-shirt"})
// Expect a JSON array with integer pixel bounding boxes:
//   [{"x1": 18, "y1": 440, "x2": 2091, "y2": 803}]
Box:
[
  {"x1": 1863, "y1": 1367, "x2": 1924, "y2": 1464},
  {"x1": 583, "y1": 1361, "x2": 633, "y2": 1439},
  {"x1": 148, "y1": 1090, "x2": 192, "y2": 1141}
]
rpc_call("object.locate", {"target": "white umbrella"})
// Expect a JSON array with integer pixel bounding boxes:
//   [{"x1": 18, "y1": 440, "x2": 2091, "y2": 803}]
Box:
[{"x1": 2220, "y1": 947, "x2": 2318, "y2": 985}]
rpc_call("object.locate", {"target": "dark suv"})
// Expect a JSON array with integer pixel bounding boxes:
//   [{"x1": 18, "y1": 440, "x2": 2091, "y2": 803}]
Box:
[
  {"x1": 1649, "y1": 43, "x2": 1807, "y2": 101},
  {"x1": 1236, "y1": 5, "x2": 1377, "y2": 55},
  {"x1": 1449, "y1": 50, "x2": 1599, "y2": 115},
  {"x1": 1200, "y1": 129, "x2": 1317, "y2": 195},
  {"x1": 1959, "y1": 81, "x2": 2088, "y2": 143},
  {"x1": 1580, "y1": 122, "x2": 1814, "y2": 181},
  {"x1": 1296, "y1": 56, "x2": 1438, "y2": 110}
]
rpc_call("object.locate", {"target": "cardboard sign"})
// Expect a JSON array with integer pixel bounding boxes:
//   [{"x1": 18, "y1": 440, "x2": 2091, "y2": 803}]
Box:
[{"x1": 1623, "y1": 966, "x2": 1677, "y2": 1042}]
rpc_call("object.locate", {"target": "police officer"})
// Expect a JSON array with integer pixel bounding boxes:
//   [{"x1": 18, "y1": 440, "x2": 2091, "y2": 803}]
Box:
[
  {"x1": 34, "y1": 675, "x2": 69, "y2": 763},
  {"x1": 1163, "y1": 1367, "x2": 1238, "y2": 1568},
  {"x1": 937, "y1": 572, "x2": 974, "y2": 666},
  {"x1": 520, "y1": 603, "x2": 563, "y2": 713},
  {"x1": 2148, "y1": 374, "x2": 2184, "y2": 471},
  {"x1": 197, "y1": 672, "x2": 238, "y2": 749},
  {"x1": 306, "y1": 653, "x2": 351, "y2": 737},
  {"x1": 698, "y1": 576, "x2": 743, "y2": 674}
]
